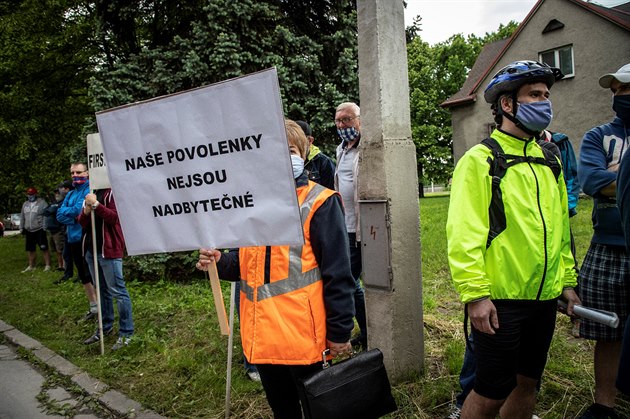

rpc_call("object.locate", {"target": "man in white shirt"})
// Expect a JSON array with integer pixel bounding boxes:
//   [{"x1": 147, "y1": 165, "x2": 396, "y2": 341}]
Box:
[{"x1": 334, "y1": 102, "x2": 367, "y2": 349}]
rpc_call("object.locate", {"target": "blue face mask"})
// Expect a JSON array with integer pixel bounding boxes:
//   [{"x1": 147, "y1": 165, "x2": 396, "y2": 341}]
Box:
[
  {"x1": 291, "y1": 155, "x2": 304, "y2": 179},
  {"x1": 515, "y1": 100, "x2": 553, "y2": 133},
  {"x1": 613, "y1": 95, "x2": 630, "y2": 125},
  {"x1": 337, "y1": 127, "x2": 360, "y2": 143}
]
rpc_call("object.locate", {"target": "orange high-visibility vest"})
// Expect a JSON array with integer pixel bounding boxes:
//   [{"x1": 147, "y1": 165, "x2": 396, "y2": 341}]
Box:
[{"x1": 239, "y1": 181, "x2": 337, "y2": 365}]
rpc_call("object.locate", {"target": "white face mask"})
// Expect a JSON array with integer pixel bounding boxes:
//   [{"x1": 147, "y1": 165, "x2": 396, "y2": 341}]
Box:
[{"x1": 291, "y1": 154, "x2": 304, "y2": 178}]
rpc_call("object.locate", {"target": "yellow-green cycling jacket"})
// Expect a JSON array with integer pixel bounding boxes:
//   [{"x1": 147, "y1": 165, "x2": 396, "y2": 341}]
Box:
[{"x1": 447, "y1": 129, "x2": 577, "y2": 304}]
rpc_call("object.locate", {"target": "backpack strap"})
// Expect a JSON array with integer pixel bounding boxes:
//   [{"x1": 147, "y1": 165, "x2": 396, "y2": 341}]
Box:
[
  {"x1": 480, "y1": 137, "x2": 560, "y2": 249},
  {"x1": 481, "y1": 137, "x2": 509, "y2": 249},
  {"x1": 536, "y1": 140, "x2": 562, "y2": 182}
]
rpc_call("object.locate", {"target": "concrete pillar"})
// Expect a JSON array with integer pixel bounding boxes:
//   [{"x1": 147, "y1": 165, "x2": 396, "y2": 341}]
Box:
[{"x1": 356, "y1": 0, "x2": 424, "y2": 381}]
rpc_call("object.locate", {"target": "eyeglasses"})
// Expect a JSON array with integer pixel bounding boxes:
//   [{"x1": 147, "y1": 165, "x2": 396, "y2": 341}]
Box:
[{"x1": 334, "y1": 116, "x2": 360, "y2": 125}]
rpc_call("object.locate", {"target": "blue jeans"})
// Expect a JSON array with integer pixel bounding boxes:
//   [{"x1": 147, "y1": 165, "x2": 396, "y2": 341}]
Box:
[
  {"x1": 349, "y1": 233, "x2": 367, "y2": 341},
  {"x1": 85, "y1": 252, "x2": 134, "y2": 337}
]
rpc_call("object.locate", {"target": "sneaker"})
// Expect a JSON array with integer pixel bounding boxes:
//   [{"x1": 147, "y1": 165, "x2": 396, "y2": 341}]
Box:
[
  {"x1": 83, "y1": 328, "x2": 113, "y2": 345},
  {"x1": 247, "y1": 370, "x2": 261, "y2": 382},
  {"x1": 445, "y1": 406, "x2": 461, "y2": 419},
  {"x1": 21, "y1": 266, "x2": 35, "y2": 273},
  {"x1": 43, "y1": 265, "x2": 51, "y2": 272},
  {"x1": 112, "y1": 336, "x2": 131, "y2": 350},
  {"x1": 81, "y1": 311, "x2": 98, "y2": 322}
]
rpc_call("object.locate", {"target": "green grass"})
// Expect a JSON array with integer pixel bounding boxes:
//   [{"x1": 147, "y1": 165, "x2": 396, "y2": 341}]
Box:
[{"x1": 0, "y1": 196, "x2": 628, "y2": 418}]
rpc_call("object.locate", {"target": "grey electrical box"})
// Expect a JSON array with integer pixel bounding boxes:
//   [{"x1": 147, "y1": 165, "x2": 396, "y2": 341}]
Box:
[{"x1": 359, "y1": 200, "x2": 392, "y2": 290}]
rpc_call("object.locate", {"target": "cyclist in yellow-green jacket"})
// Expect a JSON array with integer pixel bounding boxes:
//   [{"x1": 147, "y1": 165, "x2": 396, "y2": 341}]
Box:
[{"x1": 446, "y1": 61, "x2": 580, "y2": 419}]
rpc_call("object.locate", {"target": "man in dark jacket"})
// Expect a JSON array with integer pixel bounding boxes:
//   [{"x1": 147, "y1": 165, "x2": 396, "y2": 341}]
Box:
[
  {"x1": 617, "y1": 144, "x2": 630, "y2": 398},
  {"x1": 296, "y1": 120, "x2": 336, "y2": 190},
  {"x1": 577, "y1": 63, "x2": 630, "y2": 419},
  {"x1": 43, "y1": 186, "x2": 67, "y2": 272},
  {"x1": 79, "y1": 189, "x2": 134, "y2": 350}
]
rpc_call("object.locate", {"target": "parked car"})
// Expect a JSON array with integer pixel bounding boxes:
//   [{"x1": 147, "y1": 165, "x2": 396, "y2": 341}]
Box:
[{"x1": 3, "y1": 213, "x2": 21, "y2": 230}]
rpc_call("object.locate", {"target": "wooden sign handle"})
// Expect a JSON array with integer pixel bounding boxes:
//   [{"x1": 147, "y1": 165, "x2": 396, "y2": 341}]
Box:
[{"x1": 208, "y1": 261, "x2": 230, "y2": 335}]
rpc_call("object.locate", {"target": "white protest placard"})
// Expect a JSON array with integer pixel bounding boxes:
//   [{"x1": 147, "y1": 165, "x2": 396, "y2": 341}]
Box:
[
  {"x1": 86, "y1": 133, "x2": 111, "y2": 190},
  {"x1": 95, "y1": 68, "x2": 303, "y2": 255}
]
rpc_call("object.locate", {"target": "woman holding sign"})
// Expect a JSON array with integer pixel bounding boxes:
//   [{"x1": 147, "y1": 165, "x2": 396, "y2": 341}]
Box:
[{"x1": 196, "y1": 120, "x2": 355, "y2": 418}]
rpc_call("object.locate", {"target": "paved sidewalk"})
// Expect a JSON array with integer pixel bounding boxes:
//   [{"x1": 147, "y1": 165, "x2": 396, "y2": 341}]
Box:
[{"x1": 0, "y1": 319, "x2": 165, "y2": 419}]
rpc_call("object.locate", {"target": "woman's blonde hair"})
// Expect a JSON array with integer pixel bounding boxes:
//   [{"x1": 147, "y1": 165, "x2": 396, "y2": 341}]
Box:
[{"x1": 285, "y1": 119, "x2": 309, "y2": 160}]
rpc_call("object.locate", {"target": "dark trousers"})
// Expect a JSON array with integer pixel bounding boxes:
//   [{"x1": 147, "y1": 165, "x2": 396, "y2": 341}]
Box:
[
  {"x1": 349, "y1": 233, "x2": 367, "y2": 341},
  {"x1": 456, "y1": 336, "x2": 476, "y2": 408},
  {"x1": 256, "y1": 362, "x2": 321, "y2": 419},
  {"x1": 62, "y1": 236, "x2": 73, "y2": 278},
  {"x1": 69, "y1": 241, "x2": 90, "y2": 284}
]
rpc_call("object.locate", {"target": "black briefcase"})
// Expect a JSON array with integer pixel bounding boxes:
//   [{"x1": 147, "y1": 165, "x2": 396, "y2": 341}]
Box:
[{"x1": 297, "y1": 348, "x2": 397, "y2": 419}]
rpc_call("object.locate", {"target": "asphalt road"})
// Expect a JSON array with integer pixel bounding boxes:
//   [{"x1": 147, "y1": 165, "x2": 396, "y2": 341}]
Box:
[{"x1": 0, "y1": 342, "x2": 99, "y2": 419}]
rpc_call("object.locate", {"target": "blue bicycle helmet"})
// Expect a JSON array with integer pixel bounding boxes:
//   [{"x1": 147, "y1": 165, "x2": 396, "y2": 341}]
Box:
[{"x1": 484, "y1": 60, "x2": 563, "y2": 104}]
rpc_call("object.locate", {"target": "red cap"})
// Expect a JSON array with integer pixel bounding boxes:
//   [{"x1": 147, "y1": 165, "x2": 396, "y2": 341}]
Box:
[{"x1": 26, "y1": 187, "x2": 38, "y2": 195}]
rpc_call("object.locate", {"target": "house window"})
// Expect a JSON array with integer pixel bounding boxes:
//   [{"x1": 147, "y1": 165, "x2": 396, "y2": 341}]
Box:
[{"x1": 539, "y1": 45, "x2": 574, "y2": 78}]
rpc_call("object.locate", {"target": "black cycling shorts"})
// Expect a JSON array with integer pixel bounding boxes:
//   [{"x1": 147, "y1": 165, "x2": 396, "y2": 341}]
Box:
[{"x1": 471, "y1": 299, "x2": 557, "y2": 400}]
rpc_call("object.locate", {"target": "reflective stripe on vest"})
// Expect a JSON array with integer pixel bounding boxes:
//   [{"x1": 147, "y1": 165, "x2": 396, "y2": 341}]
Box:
[{"x1": 240, "y1": 183, "x2": 325, "y2": 302}]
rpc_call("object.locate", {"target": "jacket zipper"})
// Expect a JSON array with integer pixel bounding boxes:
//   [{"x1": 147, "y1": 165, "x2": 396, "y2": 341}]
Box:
[
  {"x1": 524, "y1": 142, "x2": 548, "y2": 300},
  {"x1": 263, "y1": 246, "x2": 271, "y2": 284}
]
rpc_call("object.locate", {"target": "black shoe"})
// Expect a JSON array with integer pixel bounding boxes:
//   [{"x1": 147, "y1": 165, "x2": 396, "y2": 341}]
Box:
[
  {"x1": 81, "y1": 311, "x2": 98, "y2": 322},
  {"x1": 54, "y1": 275, "x2": 71, "y2": 284},
  {"x1": 577, "y1": 403, "x2": 620, "y2": 419},
  {"x1": 83, "y1": 328, "x2": 113, "y2": 345},
  {"x1": 80, "y1": 311, "x2": 98, "y2": 322}
]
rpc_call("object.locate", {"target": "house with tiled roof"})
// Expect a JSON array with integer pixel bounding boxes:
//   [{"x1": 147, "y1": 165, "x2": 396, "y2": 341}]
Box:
[{"x1": 441, "y1": 0, "x2": 630, "y2": 162}]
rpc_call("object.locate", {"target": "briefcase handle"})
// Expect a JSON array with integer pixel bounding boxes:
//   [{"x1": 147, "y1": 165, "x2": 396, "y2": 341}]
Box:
[{"x1": 321, "y1": 348, "x2": 356, "y2": 370}]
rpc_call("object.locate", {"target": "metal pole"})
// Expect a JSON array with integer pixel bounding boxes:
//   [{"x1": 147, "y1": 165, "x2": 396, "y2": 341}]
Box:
[{"x1": 225, "y1": 281, "x2": 236, "y2": 418}]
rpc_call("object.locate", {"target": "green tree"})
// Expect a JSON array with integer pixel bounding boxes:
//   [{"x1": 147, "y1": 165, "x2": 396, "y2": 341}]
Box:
[
  {"x1": 0, "y1": 0, "x2": 95, "y2": 213},
  {"x1": 0, "y1": 0, "x2": 359, "y2": 216},
  {"x1": 406, "y1": 22, "x2": 518, "y2": 190},
  {"x1": 89, "y1": 0, "x2": 358, "y2": 157}
]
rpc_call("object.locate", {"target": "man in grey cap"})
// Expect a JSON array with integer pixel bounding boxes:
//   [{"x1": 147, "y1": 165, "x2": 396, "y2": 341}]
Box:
[{"x1": 577, "y1": 63, "x2": 630, "y2": 419}]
